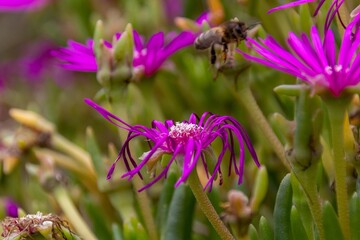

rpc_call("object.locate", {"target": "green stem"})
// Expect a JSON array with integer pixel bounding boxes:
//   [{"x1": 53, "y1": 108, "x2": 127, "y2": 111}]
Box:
[
  {"x1": 291, "y1": 87, "x2": 324, "y2": 239},
  {"x1": 225, "y1": 80, "x2": 291, "y2": 171},
  {"x1": 187, "y1": 171, "x2": 235, "y2": 240},
  {"x1": 325, "y1": 98, "x2": 351, "y2": 240},
  {"x1": 308, "y1": 188, "x2": 324, "y2": 240},
  {"x1": 53, "y1": 186, "x2": 97, "y2": 240}
]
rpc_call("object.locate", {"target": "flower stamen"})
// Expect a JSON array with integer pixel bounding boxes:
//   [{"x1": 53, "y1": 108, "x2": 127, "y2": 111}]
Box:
[{"x1": 169, "y1": 122, "x2": 203, "y2": 144}]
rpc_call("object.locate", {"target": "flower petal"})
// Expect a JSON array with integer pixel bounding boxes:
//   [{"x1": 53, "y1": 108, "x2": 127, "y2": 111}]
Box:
[{"x1": 267, "y1": 0, "x2": 316, "y2": 14}]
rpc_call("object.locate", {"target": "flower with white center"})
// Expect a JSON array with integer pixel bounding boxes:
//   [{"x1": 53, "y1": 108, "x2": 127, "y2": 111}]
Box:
[{"x1": 85, "y1": 99, "x2": 260, "y2": 191}]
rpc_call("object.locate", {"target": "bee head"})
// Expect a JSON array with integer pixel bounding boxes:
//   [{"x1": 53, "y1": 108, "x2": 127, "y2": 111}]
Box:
[{"x1": 233, "y1": 22, "x2": 247, "y2": 40}]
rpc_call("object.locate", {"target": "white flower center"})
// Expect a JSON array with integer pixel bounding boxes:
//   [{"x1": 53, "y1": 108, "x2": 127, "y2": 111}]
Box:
[
  {"x1": 325, "y1": 65, "x2": 344, "y2": 75},
  {"x1": 169, "y1": 122, "x2": 203, "y2": 141},
  {"x1": 134, "y1": 49, "x2": 147, "y2": 59}
]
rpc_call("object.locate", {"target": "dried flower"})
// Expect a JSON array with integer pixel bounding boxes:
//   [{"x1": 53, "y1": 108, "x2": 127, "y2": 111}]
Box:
[
  {"x1": 85, "y1": 99, "x2": 259, "y2": 191},
  {"x1": 239, "y1": 17, "x2": 360, "y2": 96},
  {"x1": 1, "y1": 212, "x2": 79, "y2": 239}
]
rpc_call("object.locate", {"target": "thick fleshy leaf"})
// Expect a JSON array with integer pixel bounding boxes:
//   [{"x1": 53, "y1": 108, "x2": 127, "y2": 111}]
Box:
[
  {"x1": 322, "y1": 201, "x2": 344, "y2": 240},
  {"x1": 274, "y1": 174, "x2": 292, "y2": 240},
  {"x1": 164, "y1": 184, "x2": 195, "y2": 240}
]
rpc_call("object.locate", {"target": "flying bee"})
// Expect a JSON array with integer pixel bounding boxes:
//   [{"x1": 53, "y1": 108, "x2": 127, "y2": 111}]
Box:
[{"x1": 195, "y1": 18, "x2": 250, "y2": 65}]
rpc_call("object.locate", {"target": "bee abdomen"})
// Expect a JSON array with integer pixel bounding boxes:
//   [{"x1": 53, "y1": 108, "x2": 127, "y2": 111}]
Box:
[
  {"x1": 194, "y1": 31, "x2": 221, "y2": 50},
  {"x1": 194, "y1": 33, "x2": 209, "y2": 50}
]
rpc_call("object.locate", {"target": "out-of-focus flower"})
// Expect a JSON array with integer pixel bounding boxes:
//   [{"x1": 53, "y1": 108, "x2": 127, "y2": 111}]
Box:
[
  {"x1": 0, "y1": 65, "x2": 9, "y2": 91},
  {"x1": 4, "y1": 198, "x2": 18, "y2": 217},
  {"x1": 52, "y1": 40, "x2": 99, "y2": 72},
  {"x1": 0, "y1": 41, "x2": 72, "y2": 88},
  {"x1": 19, "y1": 42, "x2": 72, "y2": 85},
  {"x1": 85, "y1": 99, "x2": 259, "y2": 191},
  {"x1": 163, "y1": 0, "x2": 183, "y2": 22},
  {"x1": 239, "y1": 17, "x2": 360, "y2": 96},
  {"x1": 221, "y1": 190, "x2": 252, "y2": 237},
  {"x1": 0, "y1": 0, "x2": 50, "y2": 12},
  {"x1": 54, "y1": 30, "x2": 196, "y2": 78}
]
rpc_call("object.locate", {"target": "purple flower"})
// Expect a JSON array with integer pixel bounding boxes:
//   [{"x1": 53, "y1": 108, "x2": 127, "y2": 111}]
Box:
[
  {"x1": 19, "y1": 41, "x2": 72, "y2": 85},
  {"x1": 4, "y1": 198, "x2": 18, "y2": 218},
  {"x1": 0, "y1": 0, "x2": 50, "y2": 12},
  {"x1": 239, "y1": 17, "x2": 360, "y2": 96},
  {"x1": 85, "y1": 99, "x2": 259, "y2": 191},
  {"x1": 52, "y1": 40, "x2": 99, "y2": 72},
  {"x1": 163, "y1": 0, "x2": 183, "y2": 22},
  {"x1": 0, "y1": 41, "x2": 72, "y2": 88},
  {"x1": 267, "y1": 0, "x2": 317, "y2": 14},
  {"x1": 54, "y1": 30, "x2": 196, "y2": 78}
]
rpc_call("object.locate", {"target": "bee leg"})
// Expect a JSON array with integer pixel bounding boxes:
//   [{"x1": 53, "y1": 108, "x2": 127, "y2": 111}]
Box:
[
  {"x1": 222, "y1": 43, "x2": 228, "y2": 63},
  {"x1": 210, "y1": 43, "x2": 216, "y2": 64}
]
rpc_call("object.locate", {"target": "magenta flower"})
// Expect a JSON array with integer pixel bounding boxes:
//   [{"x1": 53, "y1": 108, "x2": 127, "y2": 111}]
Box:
[
  {"x1": 163, "y1": 0, "x2": 183, "y2": 22},
  {"x1": 4, "y1": 198, "x2": 18, "y2": 218},
  {"x1": 0, "y1": 41, "x2": 72, "y2": 88},
  {"x1": 85, "y1": 99, "x2": 259, "y2": 191},
  {"x1": 0, "y1": 0, "x2": 50, "y2": 12},
  {"x1": 267, "y1": 0, "x2": 317, "y2": 14},
  {"x1": 52, "y1": 40, "x2": 99, "y2": 72},
  {"x1": 54, "y1": 30, "x2": 196, "y2": 77},
  {"x1": 239, "y1": 17, "x2": 360, "y2": 96}
]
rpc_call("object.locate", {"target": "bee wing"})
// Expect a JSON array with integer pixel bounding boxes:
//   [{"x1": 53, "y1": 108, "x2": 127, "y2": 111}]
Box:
[{"x1": 246, "y1": 22, "x2": 261, "y2": 30}]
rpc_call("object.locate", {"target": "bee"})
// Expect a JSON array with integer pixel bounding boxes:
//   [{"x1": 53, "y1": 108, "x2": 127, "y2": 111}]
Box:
[{"x1": 195, "y1": 18, "x2": 249, "y2": 65}]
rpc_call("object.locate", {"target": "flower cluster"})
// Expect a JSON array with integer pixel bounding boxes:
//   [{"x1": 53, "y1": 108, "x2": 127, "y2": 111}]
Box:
[{"x1": 85, "y1": 99, "x2": 259, "y2": 191}]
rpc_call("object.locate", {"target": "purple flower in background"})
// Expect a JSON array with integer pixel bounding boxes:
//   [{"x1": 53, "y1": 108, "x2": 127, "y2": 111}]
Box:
[
  {"x1": 0, "y1": 41, "x2": 72, "y2": 88},
  {"x1": 239, "y1": 17, "x2": 360, "y2": 96},
  {"x1": 52, "y1": 40, "x2": 99, "y2": 72},
  {"x1": 85, "y1": 99, "x2": 259, "y2": 191},
  {"x1": 19, "y1": 41, "x2": 71, "y2": 85},
  {"x1": 54, "y1": 30, "x2": 196, "y2": 78},
  {"x1": 0, "y1": 0, "x2": 50, "y2": 12},
  {"x1": 163, "y1": 0, "x2": 183, "y2": 22},
  {"x1": 4, "y1": 198, "x2": 18, "y2": 217}
]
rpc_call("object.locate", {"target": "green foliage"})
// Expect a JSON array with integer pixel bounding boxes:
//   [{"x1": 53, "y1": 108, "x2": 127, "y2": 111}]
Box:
[
  {"x1": 350, "y1": 193, "x2": 360, "y2": 240},
  {"x1": 258, "y1": 216, "x2": 274, "y2": 240},
  {"x1": 322, "y1": 201, "x2": 344, "y2": 240},
  {"x1": 291, "y1": 206, "x2": 308, "y2": 240},
  {"x1": 163, "y1": 184, "x2": 196, "y2": 240},
  {"x1": 274, "y1": 174, "x2": 292, "y2": 240}
]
